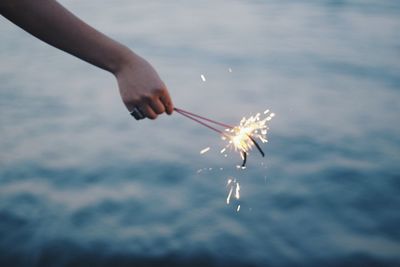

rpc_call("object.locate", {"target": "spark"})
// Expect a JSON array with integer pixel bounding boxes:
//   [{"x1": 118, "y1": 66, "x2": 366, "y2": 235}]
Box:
[
  {"x1": 227, "y1": 186, "x2": 233, "y2": 204},
  {"x1": 200, "y1": 147, "x2": 210, "y2": 154},
  {"x1": 226, "y1": 177, "x2": 240, "y2": 206},
  {"x1": 235, "y1": 182, "x2": 240, "y2": 199},
  {"x1": 200, "y1": 74, "x2": 206, "y2": 82},
  {"x1": 237, "y1": 205, "x2": 241, "y2": 212}
]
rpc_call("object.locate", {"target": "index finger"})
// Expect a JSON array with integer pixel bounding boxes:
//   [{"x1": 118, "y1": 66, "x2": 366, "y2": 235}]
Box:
[{"x1": 160, "y1": 90, "x2": 174, "y2": 115}]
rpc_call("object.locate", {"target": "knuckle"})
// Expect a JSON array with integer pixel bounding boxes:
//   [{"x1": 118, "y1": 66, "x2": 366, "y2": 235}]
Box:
[
  {"x1": 154, "y1": 88, "x2": 164, "y2": 95},
  {"x1": 141, "y1": 95, "x2": 152, "y2": 102}
]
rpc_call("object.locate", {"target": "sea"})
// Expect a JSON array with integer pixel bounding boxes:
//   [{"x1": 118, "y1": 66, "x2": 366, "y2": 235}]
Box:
[{"x1": 1, "y1": 0, "x2": 399, "y2": 266}]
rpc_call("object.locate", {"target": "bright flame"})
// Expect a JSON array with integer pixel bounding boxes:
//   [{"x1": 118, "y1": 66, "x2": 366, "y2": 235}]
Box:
[{"x1": 223, "y1": 110, "x2": 275, "y2": 154}]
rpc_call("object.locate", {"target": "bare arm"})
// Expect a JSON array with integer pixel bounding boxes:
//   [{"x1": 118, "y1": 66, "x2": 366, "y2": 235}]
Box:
[{"x1": 0, "y1": 0, "x2": 173, "y2": 119}]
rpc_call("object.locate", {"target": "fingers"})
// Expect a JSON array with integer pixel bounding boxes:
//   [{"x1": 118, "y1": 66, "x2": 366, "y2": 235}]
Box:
[
  {"x1": 140, "y1": 104, "x2": 158, "y2": 120},
  {"x1": 127, "y1": 101, "x2": 158, "y2": 120},
  {"x1": 126, "y1": 88, "x2": 174, "y2": 121},
  {"x1": 140, "y1": 92, "x2": 169, "y2": 120},
  {"x1": 149, "y1": 98, "x2": 165, "y2": 115}
]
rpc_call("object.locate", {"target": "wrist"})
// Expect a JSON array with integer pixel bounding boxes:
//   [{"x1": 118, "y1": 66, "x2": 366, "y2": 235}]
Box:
[{"x1": 109, "y1": 45, "x2": 136, "y2": 76}]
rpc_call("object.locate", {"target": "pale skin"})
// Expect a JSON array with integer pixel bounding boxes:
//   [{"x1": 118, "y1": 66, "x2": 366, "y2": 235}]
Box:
[{"x1": 0, "y1": 0, "x2": 174, "y2": 120}]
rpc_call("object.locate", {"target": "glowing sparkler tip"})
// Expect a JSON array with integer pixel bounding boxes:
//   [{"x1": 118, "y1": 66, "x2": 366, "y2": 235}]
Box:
[{"x1": 221, "y1": 109, "x2": 273, "y2": 160}]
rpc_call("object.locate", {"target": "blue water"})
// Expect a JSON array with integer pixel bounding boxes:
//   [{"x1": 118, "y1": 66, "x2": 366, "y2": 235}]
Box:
[{"x1": 1, "y1": 1, "x2": 400, "y2": 266}]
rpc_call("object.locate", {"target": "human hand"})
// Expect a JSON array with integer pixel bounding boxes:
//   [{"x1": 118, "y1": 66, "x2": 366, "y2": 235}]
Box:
[{"x1": 115, "y1": 52, "x2": 174, "y2": 120}]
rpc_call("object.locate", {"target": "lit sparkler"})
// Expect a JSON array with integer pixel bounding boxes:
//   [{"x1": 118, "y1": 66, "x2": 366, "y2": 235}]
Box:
[{"x1": 175, "y1": 107, "x2": 274, "y2": 166}]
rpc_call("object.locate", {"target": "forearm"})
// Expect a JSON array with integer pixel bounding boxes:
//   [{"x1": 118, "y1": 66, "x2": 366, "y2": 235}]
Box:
[
  {"x1": 1, "y1": 0, "x2": 174, "y2": 118},
  {"x1": 0, "y1": 0, "x2": 131, "y2": 74}
]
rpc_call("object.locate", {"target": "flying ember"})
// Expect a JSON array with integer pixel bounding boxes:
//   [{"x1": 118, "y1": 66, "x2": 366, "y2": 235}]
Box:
[
  {"x1": 227, "y1": 177, "x2": 241, "y2": 212},
  {"x1": 226, "y1": 177, "x2": 240, "y2": 205},
  {"x1": 200, "y1": 147, "x2": 210, "y2": 154}
]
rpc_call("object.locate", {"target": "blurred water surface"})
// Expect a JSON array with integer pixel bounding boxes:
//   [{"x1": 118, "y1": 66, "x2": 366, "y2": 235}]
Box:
[{"x1": 1, "y1": 1, "x2": 400, "y2": 266}]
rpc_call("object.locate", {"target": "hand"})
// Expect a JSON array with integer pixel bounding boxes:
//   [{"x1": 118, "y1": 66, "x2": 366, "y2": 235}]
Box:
[{"x1": 115, "y1": 52, "x2": 174, "y2": 120}]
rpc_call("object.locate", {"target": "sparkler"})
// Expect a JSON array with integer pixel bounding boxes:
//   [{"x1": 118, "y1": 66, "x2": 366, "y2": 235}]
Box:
[{"x1": 174, "y1": 107, "x2": 274, "y2": 166}]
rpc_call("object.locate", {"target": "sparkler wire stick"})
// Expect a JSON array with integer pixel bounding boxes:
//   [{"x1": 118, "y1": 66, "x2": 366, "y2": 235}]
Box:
[
  {"x1": 241, "y1": 151, "x2": 247, "y2": 167},
  {"x1": 174, "y1": 108, "x2": 227, "y2": 137},
  {"x1": 174, "y1": 108, "x2": 234, "y2": 129},
  {"x1": 248, "y1": 136, "x2": 265, "y2": 157}
]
